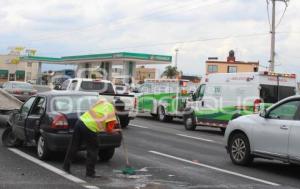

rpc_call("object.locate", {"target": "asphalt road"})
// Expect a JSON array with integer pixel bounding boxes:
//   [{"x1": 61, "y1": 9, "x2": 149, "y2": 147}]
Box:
[{"x1": 1, "y1": 115, "x2": 300, "y2": 189}]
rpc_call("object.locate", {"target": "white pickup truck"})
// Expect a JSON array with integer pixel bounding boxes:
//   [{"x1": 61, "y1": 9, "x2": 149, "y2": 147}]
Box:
[{"x1": 60, "y1": 78, "x2": 137, "y2": 128}]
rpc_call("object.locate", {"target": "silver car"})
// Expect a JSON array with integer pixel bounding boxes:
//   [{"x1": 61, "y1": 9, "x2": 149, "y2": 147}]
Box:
[
  {"x1": 225, "y1": 95, "x2": 300, "y2": 165},
  {"x1": 2, "y1": 81, "x2": 37, "y2": 101}
]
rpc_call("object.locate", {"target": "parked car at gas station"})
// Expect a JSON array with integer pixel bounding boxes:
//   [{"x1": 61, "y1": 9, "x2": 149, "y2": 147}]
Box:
[{"x1": 1, "y1": 81, "x2": 37, "y2": 101}]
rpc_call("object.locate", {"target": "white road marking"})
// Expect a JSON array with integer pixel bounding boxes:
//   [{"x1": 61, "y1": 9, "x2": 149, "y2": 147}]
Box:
[
  {"x1": 83, "y1": 186, "x2": 100, "y2": 189},
  {"x1": 176, "y1": 134, "x2": 215, "y2": 143},
  {"x1": 8, "y1": 148, "x2": 100, "y2": 189},
  {"x1": 149, "y1": 150, "x2": 280, "y2": 187},
  {"x1": 129, "y1": 124, "x2": 148, "y2": 129}
]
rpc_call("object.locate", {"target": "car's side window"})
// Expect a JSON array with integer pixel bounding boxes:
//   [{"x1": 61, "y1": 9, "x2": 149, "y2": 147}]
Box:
[
  {"x1": 61, "y1": 80, "x2": 70, "y2": 90},
  {"x1": 268, "y1": 100, "x2": 300, "y2": 120},
  {"x1": 2, "y1": 83, "x2": 7, "y2": 88},
  {"x1": 4, "y1": 83, "x2": 11, "y2": 89},
  {"x1": 194, "y1": 84, "x2": 206, "y2": 101},
  {"x1": 29, "y1": 97, "x2": 46, "y2": 115},
  {"x1": 20, "y1": 97, "x2": 36, "y2": 116},
  {"x1": 140, "y1": 84, "x2": 151, "y2": 94},
  {"x1": 293, "y1": 101, "x2": 300, "y2": 121},
  {"x1": 70, "y1": 80, "x2": 78, "y2": 90}
]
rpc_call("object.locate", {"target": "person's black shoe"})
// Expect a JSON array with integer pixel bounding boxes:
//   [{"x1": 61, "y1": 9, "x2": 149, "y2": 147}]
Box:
[
  {"x1": 63, "y1": 165, "x2": 71, "y2": 174},
  {"x1": 86, "y1": 174, "x2": 102, "y2": 178}
]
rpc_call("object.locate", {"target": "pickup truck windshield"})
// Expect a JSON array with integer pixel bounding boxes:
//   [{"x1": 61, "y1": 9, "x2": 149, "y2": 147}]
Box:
[
  {"x1": 260, "y1": 84, "x2": 295, "y2": 103},
  {"x1": 80, "y1": 81, "x2": 115, "y2": 94}
]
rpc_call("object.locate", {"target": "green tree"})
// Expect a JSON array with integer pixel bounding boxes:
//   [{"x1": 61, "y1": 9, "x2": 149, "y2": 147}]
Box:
[{"x1": 161, "y1": 66, "x2": 179, "y2": 79}]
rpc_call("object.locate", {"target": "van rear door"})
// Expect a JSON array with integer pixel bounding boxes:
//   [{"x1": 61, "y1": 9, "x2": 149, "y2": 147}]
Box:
[{"x1": 259, "y1": 74, "x2": 296, "y2": 103}]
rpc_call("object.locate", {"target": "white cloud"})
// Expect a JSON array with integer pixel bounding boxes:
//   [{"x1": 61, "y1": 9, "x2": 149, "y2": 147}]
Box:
[{"x1": 0, "y1": 0, "x2": 300, "y2": 77}]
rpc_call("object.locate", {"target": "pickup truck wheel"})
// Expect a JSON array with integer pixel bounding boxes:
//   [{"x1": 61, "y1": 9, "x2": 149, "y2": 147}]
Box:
[
  {"x1": 184, "y1": 114, "x2": 196, "y2": 131},
  {"x1": 118, "y1": 116, "x2": 130, "y2": 128},
  {"x1": 98, "y1": 148, "x2": 115, "y2": 162},
  {"x1": 37, "y1": 135, "x2": 50, "y2": 160},
  {"x1": 2, "y1": 127, "x2": 23, "y2": 147},
  {"x1": 229, "y1": 133, "x2": 253, "y2": 166},
  {"x1": 158, "y1": 106, "x2": 172, "y2": 122}
]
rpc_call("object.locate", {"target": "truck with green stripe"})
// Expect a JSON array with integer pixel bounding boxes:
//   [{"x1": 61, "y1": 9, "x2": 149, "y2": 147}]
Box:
[
  {"x1": 183, "y1": 72, "x2": 297, "y2": 132},
  {"x1": 135, "y1": 79, "x2": 198, "y2": 122}
]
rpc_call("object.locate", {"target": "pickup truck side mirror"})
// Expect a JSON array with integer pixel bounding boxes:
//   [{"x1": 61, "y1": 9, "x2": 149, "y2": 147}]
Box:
[
  {"x1": 54, "y1": 84, "x2": 62, "y2": 90},
  {"x1": 132, "y1": 88, "x2": 139, "y2": 93}
]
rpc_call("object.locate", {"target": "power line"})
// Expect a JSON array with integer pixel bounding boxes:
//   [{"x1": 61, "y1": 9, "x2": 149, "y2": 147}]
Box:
[
  {"x1": 276, "y1": 2, "x2": 288, "y2": 28},
  {"x1": 29, "y1": 0, "x2": 225, "y2": 44},
  {"x1": 266, "y1": 0, "x2": 272, "y2": 30},
  {"x1": 93, "y1": 32, "x2": 269, "y2": 52}
]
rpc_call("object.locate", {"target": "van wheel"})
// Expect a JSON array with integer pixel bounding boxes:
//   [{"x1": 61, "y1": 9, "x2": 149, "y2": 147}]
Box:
[
  {"x1": 98, "y1": 148, "x2": 115, "y2": 162},
  {"x1": 2, "y1": 127, "x2": 23, "y2": 147},
  {"x1": 37, "y1": 135, "x2": 50, "y2": 160},
  {"x1": 158, "y1": 106, "x2": 172, "y2": 122},
  {"x1": 184, "y1": 114, "x2": 196, "y2": 131},
  {"x1": 229, "y1": 133, "x2": 253, "y2": 166}
]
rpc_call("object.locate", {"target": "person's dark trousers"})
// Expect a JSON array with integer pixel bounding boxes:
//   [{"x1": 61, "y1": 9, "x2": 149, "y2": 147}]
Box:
[{"x1": 63, "y1": 120, "x2": 99, "y2": 177}]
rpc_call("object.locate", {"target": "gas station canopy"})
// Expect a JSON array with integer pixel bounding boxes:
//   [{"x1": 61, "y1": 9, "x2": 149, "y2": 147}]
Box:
[
  {"x1": 21, "y1": 52, "x2": 172, "y2": 65},
  {"x1": 20, "y1": 52, "x2": 172, "y2": 82}
]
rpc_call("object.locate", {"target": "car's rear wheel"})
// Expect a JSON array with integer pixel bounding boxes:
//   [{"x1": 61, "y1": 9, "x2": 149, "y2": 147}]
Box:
[
  {"x1": 2, "y1": 127, "x2": 23, "y2": 147},
  {"x1": 229, "y1": 133, "x2": 253, "y2": 165},
  {"x1": 37, "y1": 135, "x2": 50, "y2": 160},
  {"x1": 158, "y1": 106, "x2": 172, "y2": 122},
  {"x1": 98, "y1": 148, "x2": 115, "y2": 162}
]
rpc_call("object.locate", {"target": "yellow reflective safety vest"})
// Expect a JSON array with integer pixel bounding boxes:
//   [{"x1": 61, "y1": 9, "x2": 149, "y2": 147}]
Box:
[{"x1": 80, "y1": 101, "x2": 116, "y2": 133}]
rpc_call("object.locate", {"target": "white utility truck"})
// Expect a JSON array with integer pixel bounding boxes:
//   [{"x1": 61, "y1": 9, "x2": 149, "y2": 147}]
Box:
[{"x1": 184, "y1": 72, "x2": 298, "y2": 132}]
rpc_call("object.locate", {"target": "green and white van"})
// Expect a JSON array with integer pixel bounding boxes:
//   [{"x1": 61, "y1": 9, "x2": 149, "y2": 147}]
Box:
[
  {"x1": 184, "y1": 72, "x2": 297, "y2": 132},
  {"x1": 135, "y1": 79, "x2": 198, "y2": 122}
]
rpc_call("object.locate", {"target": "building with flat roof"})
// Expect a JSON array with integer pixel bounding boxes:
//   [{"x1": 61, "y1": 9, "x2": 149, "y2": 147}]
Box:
[
  {"x1": 0, "y1": 49, "x2": 39, "y2": 83},
  {"x1": 206, "y1": 50, "x2": 259, "y2": 75},
  {"x1": 135, "y1": 66, "x2": 156, "y2": 84}
]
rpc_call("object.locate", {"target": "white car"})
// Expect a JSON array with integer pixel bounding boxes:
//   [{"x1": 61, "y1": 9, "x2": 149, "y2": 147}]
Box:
[{"x1": 225, "y1": 95, "x2": 300, "y2": 165}]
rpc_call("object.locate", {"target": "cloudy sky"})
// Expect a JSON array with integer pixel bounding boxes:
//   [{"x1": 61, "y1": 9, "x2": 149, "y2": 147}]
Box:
[{"x1": 0, "y1": 0, "x2": 299, "y2": 76}]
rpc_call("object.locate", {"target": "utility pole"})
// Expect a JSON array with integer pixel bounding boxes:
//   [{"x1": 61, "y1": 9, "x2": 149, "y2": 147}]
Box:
[
  {"x1": 269, "y1": 0, "x2": 276, "y2": 72},
  {"x1": 268, "y1": 0, "x2": 289, "y2": 72},
  {"x1": 175, "y1": 48, "x2": 179, "y2": 68}
]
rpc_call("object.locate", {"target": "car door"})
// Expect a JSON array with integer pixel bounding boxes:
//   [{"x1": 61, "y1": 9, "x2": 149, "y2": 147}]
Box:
[
  {"x1": 13, "y1": 97, "x2": 36, "y2": 140},
  {"x1": 137, "y1": 83, "x2": 153, "y2": 112},
  {"x1": 190, "y1": 84, "x2": 207, "y2": 120},
  {"x1": 287, "y1": 99, "x2": 300, "y2": 162},
  {"x1": 252, "y1": 100, "x2": 300, "y2": 159},
  {"x1": 25, "y1": 96, "x2": 46, "y2": 141}
]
